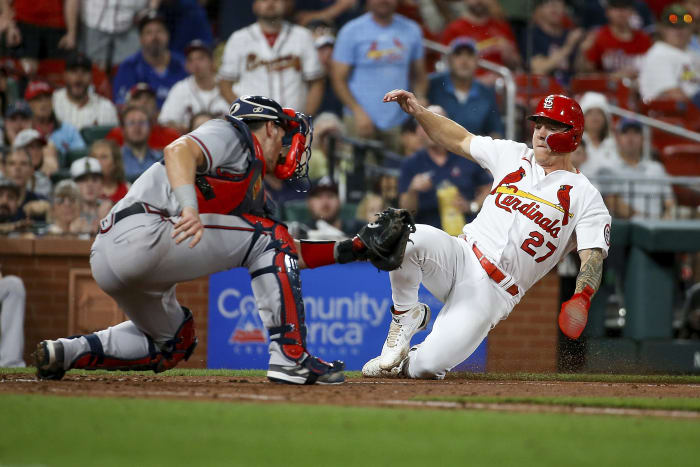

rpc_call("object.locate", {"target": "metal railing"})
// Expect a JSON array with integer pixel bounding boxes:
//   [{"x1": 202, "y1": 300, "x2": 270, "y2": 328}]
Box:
[
  {"x1": 608, "y1": 104, "x2": 700, "y2": 160},
  {"x1": 423, "y1": 39, "x2": 517, "y2": 141}
]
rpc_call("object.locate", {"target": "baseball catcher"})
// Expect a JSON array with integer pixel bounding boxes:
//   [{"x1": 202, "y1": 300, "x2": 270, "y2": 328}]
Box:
[{"x1": 32, "y1": 95, "x2": 416, "y2": 385}]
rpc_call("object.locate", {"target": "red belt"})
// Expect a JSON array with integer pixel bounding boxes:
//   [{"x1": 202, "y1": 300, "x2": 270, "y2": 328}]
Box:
[{"x1": 471, "y1": 243, "x2": 520, "y2": 297}]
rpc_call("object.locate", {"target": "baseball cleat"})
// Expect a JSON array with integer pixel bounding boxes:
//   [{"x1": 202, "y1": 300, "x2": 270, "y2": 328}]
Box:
[
  {"x1": 378, "y1": 303, "x2": 430, "y2": 370},
  {"x1": 33, "y1": 340, "x2": 66, "y2": 381},
  {"x1": 267, "y1": 354, "x2": 345, "y2": 385}
]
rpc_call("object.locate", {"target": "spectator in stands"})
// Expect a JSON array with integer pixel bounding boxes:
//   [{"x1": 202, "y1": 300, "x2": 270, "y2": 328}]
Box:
[
  {"x1": 0, "y1": 0, "x2": 77, "y2": 75},
  {"x1": 158, "y1": 40, "x2": 228, "y2": 134},
  {"x1": 70, "y1": 156, "x2": 113, "y2": 234},
  {"x1": 578, "y1": 92, "x2": 621, "y2": 177},
  {"x1": 76, "y1": 0, "x2": 158, "y2": 69},
  {"x1": 312, "y1": 28, "x2": 343, "y2": 116},
  {"x1": 308, "y1": 111, "x2": 346, "y2": 180},
  {"x1": 25, "y1": 81, "x2": 85, "y2": 163},
  {"x1": 0, "y1": 176, "x2": 30, "y2": 234},
  {"x1": 574, "y1": 0, "x2": 654, "y2": 31},
  {"x1": 576, "y1": 0, "x2": 652, "y2": 79},
  {"x1": 400, "y1": 118, "x2": 423, "y2": 157},
  {"x1": 218, "y1": 0, "x2": 325, "y2": 115},
  {"x1": 112, "y1": 10, "x2": 188, "y2": 108},
  {"x1": 52, "y1": 52, "x2": 119, "y2": 130},
  {"x1": 2, "y1": 101, "x2": 32, "y2": 148},
  {"x1": 89, "y1": 139, "x2": 129, "y2": 204},
  {"x1": 519, "y1": 0, "x2": 584, "y2": 85},
  {"x1": 398, "y1": 105, "x2": 491, "y2": 228},
  {"x1": 188, "y1": 111, "x2": 215, "y2": 132},
  {"x1": 302, "y1": 176, "x2": 364, "y2": 240},
  {"x1": 159, "y1": 0, "x2": 213, "y2": 54},
  {"x1": 331, "y1": 0, "x2": 426, "y2": 153},
  {"x1": 12, "y1": 129, "x2": 51, "y2": 198},
  {"x1": 602, "y1": 118, "x2": 675, "y2": 219},
  {"x1": 295, "y1": 0, "x2": 364, "y2": 28},
  {"x1": 639, "y1": 4, "x2": 700, "y2": 103},
  {"x1": 356, "y1": 190, "x2": 386, "y2": 223},
  {"x1": 1, "y1": 148, "x2": 49, "y2": 222},
  {"x1": 119, "y1": 105, "x2": 162, "y2": 182},
  {"x1": 46, "y1": 179, "x2": 89, "y2": 235},
  {"x1": 427, "y1": 37, "x2": 503, "y2": 137},
  {"x1": 570, "y1": 138, "x2": 588, "y2": 170},
  {"x1": 0, "y1": 264, "x2": 26, "y2": 367},
  {"x1": 441, "y1": 0, "x2": 521, "y2": 72},
  {"x1": 106, "y1": 83, "x2": 180, "y2": 150}
]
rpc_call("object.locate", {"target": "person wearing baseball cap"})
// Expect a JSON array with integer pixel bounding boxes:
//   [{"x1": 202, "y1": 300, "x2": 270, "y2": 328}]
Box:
[
  {"x1": 305, "y1": 176, "x2": 365, "y2": 240},
  {"x1": 3, "y1": 101, "x2": 32, "y2": 148},
  {"x1": 70, "y1": 156, "x2": 113, "y2": 234},
  {"x1": 158, "y1": 39, "x2": 229, "y2": 133},
  {"x1": 25, "y1": 80, "x2": 87, "y2": 167},
  {"x1": 112, "y1": 10, "x2": 188, "y2": 108},
  {"x1": 427, "y1": 37, "x2": 504, "y2": 138},
  {"x1": 52, "y1": 52, "x2": 119, "y2": 130},
  {"x1": 104, "y1": 82, "x2": 180, "y2": 150},
  {"x1": 12, "y1": 128, "x2": 51, "y2": 198},
  {"x1": 639, "y1": 4, "x2": 700, "y2": 103},
  {"x1": 0, "y1": 176, "x2": 23, "y2": 229}
]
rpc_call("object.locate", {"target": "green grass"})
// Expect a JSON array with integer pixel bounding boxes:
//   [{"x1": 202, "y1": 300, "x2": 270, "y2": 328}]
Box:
[
  {"x1": 1, "y1": 394, "x2": 698, "y2": 467},
  {"x1": 414, "y1": 395, "x2": 700, "y2": 412},
  {"x1": 4, "y1": 367, "x2": 700, "y2": 383}
]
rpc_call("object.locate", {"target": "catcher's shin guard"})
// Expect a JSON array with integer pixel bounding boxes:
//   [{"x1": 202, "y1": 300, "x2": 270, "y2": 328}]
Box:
[{"x1": 70, "y1": 308, "x2": 198, "y2": 373}]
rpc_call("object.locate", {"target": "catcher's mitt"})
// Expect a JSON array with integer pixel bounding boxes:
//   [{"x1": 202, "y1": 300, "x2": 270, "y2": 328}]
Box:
[{"x1": 357, "y1": 208, "x2": 416, "y2": 271}]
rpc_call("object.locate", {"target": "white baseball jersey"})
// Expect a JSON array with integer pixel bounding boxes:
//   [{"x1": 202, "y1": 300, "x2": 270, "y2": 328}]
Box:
[
  {"x1": 218, "y1": 22, "x2": 323, "y2": 112},
  {"x1": 52, "y1": 88, "x2": 119, "y2": 130},
  {"x1": 158, "y1": 77, "x2": 230, "y2": 128},
  {"x1": 463, "y1": 136, "x2": 611, "y2": 293}
]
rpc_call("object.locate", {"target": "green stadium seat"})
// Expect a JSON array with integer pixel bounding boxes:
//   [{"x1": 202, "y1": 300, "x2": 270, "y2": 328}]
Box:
[
  {"x1": 65, "y1": 148, "x2": 89, "y2": 168},
  {"x1": 80, "y1": 125, "x2": 115, "y2": 147},
  {"x1": 283, "y1": 200, "x2": 358, "y2": 225}
]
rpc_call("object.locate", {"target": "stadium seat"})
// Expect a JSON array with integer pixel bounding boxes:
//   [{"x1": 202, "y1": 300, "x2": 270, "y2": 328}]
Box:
[
  {"x1": 570, "y1": 74, "x2": 635, "y2": 110},
  {"x1": 641, "y1": 99, "x2": 700, "y2": 130},
  {"x1": 651, "y1": 118, "x2": 693, "y2": 153},
  {"x1": 283, "y1": 200, "x2": 358, "y2": 226},
  {"x1": 81, "y1": 125, "x2": 115, "y2": 147},
  {"x1": 660, "y1": 144, "x2": 700, "y2": 207},
  {"x1": 64, "y1": 148, "x2": 89, "y2": 168},
  {"x1": 514, "y1": 74, "x2": 566, "y2": 109}
]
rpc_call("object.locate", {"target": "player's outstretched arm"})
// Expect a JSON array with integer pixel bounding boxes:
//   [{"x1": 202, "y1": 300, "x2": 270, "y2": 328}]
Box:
[
  {"x1": 558, "y1": 248, "x2": 604, "y2": 339},
  {"x1": 383, "y1": 89, "x2": 476, "y2": 162},
  {"x1": 164, "y1": 137, "x2": 206, "y2": 248}
]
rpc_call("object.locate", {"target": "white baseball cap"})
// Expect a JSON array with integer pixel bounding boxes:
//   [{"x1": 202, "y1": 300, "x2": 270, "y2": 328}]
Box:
[
  {"x1": 70, "y1": 157, "x2": 102, "y2": 180},
  {"x1": 12, "y1": 128, "x2": 45, "y2": 149}
]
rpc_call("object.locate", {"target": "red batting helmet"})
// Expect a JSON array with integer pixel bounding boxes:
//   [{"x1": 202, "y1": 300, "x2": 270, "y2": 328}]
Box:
[{"x1": 528, "y1": 94, "x2": 584, "y2": 154}]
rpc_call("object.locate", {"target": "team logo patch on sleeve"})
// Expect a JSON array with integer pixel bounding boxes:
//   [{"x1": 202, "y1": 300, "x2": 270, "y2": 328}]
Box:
[{"x1": 604, "y1": 223, "x2": 611, "y2": 246}]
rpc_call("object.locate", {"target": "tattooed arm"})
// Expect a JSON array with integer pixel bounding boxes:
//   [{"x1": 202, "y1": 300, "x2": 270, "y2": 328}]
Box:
[
  {"x1": 575, "y1": 248, "x2": 604, "y2": 294},
  {"x1": 559, "y1": 248, "x2": 604, "y2": 339}
]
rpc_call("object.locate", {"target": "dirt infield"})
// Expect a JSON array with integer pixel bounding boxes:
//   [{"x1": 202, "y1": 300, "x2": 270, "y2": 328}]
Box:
[{"x1": 2, "y1": 373, "x2": 699, "y2": 418}]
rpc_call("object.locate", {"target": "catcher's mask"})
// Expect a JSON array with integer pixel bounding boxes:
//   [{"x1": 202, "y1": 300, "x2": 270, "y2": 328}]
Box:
[
  {"x1": 229, "y1": 95, "x2": 313, "y2": 191},
  {"x1": 527, "y1": 94, "x2": 584, "y2": 154}
]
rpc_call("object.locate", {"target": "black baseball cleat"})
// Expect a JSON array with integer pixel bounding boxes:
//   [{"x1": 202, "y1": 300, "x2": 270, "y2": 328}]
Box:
[
  {"x1": 267, "y1": 354, "x2": 345, "y2": 385},
  {"x1": 33, "y1": 340, "x2": 66, "y2": 381}
]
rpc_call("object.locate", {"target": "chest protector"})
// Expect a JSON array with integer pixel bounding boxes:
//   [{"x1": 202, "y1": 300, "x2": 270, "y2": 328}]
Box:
[{"x1": 194, "y1": 116, "x2": 268, "y2": 217}]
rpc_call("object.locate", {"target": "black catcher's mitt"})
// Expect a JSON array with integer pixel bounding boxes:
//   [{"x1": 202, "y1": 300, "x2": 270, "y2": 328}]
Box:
[{"x1": 357, "y1": 208, "x2": 416, "y2": 271}]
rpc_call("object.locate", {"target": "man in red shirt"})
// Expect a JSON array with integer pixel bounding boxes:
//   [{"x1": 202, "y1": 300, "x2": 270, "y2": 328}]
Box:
[
  {"x1": 577, "y1": 0, "x2": 652, "y2": 78},
  {"x1": 106, "y1": 83, "x2": 180, "y2": 150},
  {"x1": 441, "y1": 0, "x2": 521, "y2": 71},
  {"x1": 0, "y1": 0, "x2": 78, "y2": 75}
]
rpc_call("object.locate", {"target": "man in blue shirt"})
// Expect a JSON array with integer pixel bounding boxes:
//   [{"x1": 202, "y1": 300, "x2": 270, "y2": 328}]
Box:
[
  {"x1": 120, "y1": 106, "x2": 163, "y2": 183},
  {"x1": 112, "y1": 11, "x2": 188, "y2": 109},
  {"x1": 398, "y1": 106, "x2": 492, "y2": 228},
  {"x1": 331, "y1": 0, "x2": 426, "y2": 153},
  {"x1": 427, "y1": 38, "x2": 504, "y2": 138}
]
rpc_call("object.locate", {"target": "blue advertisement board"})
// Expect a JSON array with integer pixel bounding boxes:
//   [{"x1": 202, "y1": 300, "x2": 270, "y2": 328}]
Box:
[{"x1": 207, "y1": 262, "x2": 486, "y2": 371}]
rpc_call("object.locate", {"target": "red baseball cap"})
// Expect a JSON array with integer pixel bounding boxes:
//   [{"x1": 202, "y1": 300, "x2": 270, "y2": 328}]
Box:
[
  {"x1": 128, "y1": 82, "x2": 156, "y2": 100},
  {"x1": 24, "y1": 81, "x2": 53, "y2": 100}
]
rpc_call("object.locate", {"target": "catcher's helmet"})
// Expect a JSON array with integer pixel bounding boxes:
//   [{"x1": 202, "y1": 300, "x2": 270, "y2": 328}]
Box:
[
  {"x1": 229, "y1": 95, "x2": 313, "y2": 189},
  {"x1": 527, "y1": 94, "x2": 584, "y2": 153}
]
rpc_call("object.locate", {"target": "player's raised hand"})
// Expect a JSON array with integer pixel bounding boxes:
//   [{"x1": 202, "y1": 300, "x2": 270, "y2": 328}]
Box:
[
  {"x1": 383, "y1": 89, "x2": 422, "y2": 116},
  {"x1": 172, "y1": 206, "x2": 204, "y2": 248}
]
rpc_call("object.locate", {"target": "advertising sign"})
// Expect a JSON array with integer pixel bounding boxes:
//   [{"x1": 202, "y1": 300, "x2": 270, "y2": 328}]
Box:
[{"x1": 208, "y1": 262, "x2": 486, "y2": 371}]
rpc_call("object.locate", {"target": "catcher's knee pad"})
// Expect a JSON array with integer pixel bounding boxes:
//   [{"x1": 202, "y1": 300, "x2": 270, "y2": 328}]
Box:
[{"x1": 71, "y1": 308, "x2": 198, "y2": 373}]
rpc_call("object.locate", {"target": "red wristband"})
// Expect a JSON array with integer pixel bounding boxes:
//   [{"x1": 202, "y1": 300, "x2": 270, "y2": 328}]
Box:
[{"x1": 299, "y1": 240, "x2": 336, "y2": 269}]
